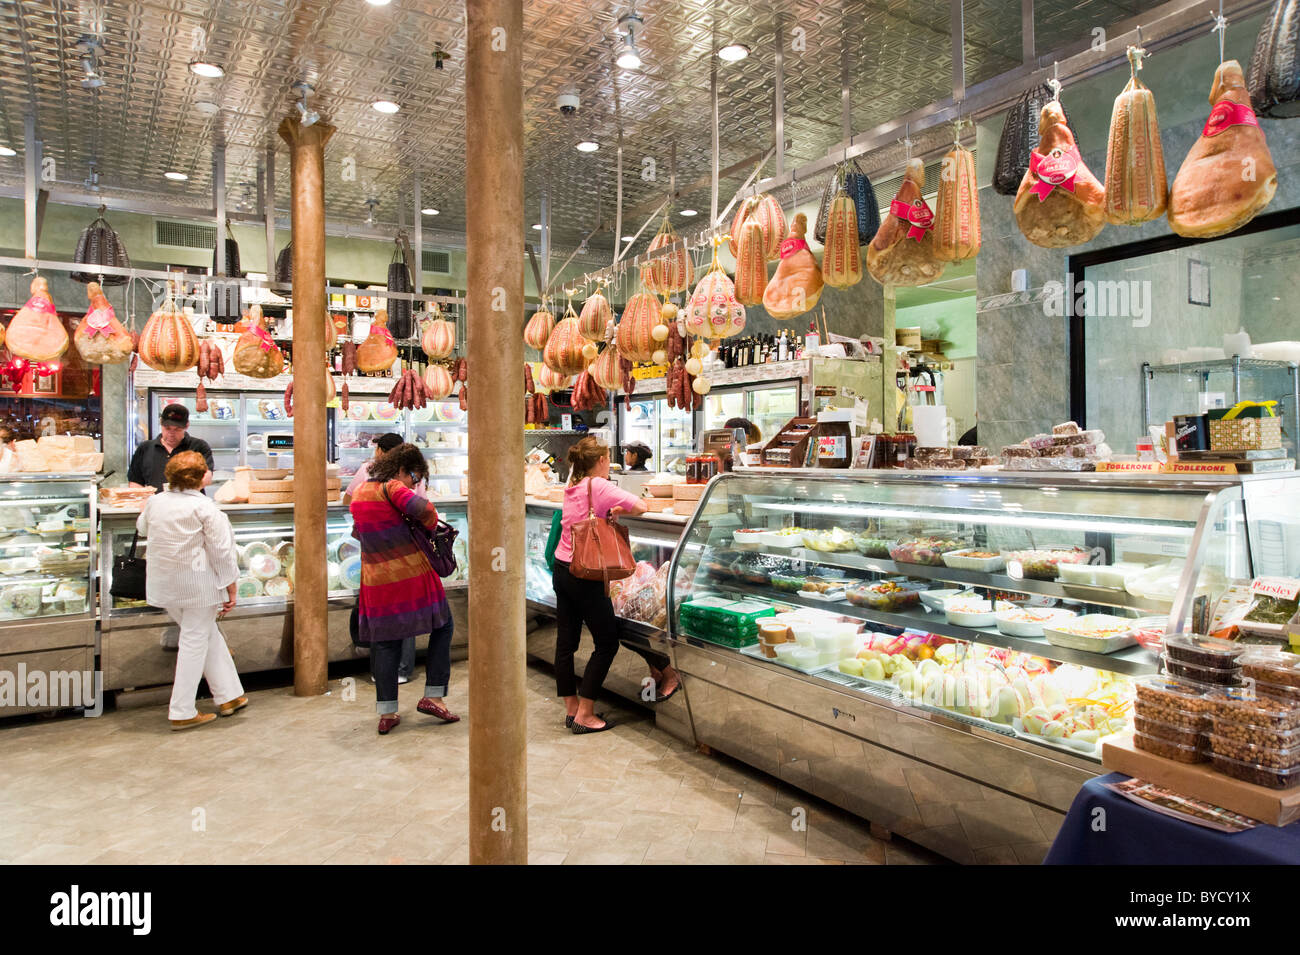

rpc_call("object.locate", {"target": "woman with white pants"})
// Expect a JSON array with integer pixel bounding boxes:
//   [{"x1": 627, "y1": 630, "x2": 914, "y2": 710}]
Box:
[{"x1": 136, "y1": 451, "x2": 246, "y2": 730}]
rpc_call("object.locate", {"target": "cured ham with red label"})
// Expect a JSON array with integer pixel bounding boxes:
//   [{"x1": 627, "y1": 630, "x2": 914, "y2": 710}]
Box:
[
  {"x1": 1168, "y1": 59, "x2": 1277, "y2": 238},
  {"x1": 1014, "y1": 100, "x2": 1107, "y2": 248},
  {"x1": 866, "y1": 159, "x2": 945, "y2": 286}
]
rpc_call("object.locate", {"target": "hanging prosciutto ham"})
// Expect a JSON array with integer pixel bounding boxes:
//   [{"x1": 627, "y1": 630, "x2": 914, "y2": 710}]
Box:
[
  {"x1": 74, "y1": 281, "x2": 133, "y2": 364},
  {"x1": 867, "y1": 160, "x2": 945, "y2": 286},
  {"x1": 763, "y1": 213, "x2": 824, "y2": 318},
  {"x1": 1014, "y1": 100, "x2": 1107, "y2": 248},
  {"x1": 6, "y1": 277, "x2": 69, "y2": 362}
]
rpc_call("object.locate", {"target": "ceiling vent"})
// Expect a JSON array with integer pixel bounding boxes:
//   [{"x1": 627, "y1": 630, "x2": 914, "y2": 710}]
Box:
[
  {"x1": 869, "y1": 152, "x2": 970, "y2": 217},
  {"x1": 155, "y1": 220, "x2": 217, "y2": 251},
  {"x1": 422, "y1": 249, "x2": 451, "y2": 274}
]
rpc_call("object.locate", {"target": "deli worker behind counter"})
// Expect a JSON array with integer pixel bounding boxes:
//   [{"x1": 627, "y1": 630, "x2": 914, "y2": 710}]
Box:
[
  {"x1": 128, "y1": 403, "x2": 215, "y2": 492},
  {"x1": 614, "y1": 440, "x2": 655, "y2": 495}
]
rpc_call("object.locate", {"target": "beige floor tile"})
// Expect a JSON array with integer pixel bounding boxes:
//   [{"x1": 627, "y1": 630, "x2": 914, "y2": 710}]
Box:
[{"x1": 563, "y1": 839, "x2": 651, "y2": 865}]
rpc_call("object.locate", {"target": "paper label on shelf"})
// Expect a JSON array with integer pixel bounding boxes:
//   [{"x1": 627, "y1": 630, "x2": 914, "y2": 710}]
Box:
[
  {"x1": 1251, "y1": 576, "x2": 1300, "y2": 601},
  {"x1": 561, "y1": 414, "x2": 572, "y2": 430}
]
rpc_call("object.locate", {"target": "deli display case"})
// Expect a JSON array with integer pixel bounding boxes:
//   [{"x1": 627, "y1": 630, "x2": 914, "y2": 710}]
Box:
[
  {"x1": 99, "y1": 499, "x2": 469, "y2": 691},
  {"x1": 666, "y1": 469, "x2": 1298, "y2": 862},
  {"x1": 336, "y1": 396, "x2": 467, "y2": 498},
  {"x1": 0, "y1": 475, "x2": 99, "y2": 715}
]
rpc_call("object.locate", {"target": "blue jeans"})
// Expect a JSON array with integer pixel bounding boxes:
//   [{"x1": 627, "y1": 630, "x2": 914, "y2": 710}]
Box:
[{"x1": 373, "y1": 618, "x2": 454, "y2": 715}]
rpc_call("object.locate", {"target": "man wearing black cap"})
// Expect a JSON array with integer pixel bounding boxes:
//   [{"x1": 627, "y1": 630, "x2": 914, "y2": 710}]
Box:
[{"x1": 128, "y1": 403, "x2": 216, "y2": 492}]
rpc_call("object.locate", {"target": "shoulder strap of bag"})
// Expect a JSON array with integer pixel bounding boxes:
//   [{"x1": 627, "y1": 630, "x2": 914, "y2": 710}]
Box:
[
  {"x1": 586, "y1": 476, "x2": 596, "y2": 518},
  {"x1": 127, "y1": 530, "x2": 139, "y2": 559}
]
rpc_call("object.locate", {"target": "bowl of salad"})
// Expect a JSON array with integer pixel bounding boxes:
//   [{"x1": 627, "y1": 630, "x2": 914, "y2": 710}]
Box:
[{"x1": 889, "y1": 538, "x2": 969, "y2": 566}]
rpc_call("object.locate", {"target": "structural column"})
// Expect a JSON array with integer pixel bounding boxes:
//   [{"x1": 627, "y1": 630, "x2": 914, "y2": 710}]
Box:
[
  {"x1": 465, "y1": 0, "x2": 527, "y2": 864},
  {"x1": 277, "y1": 116, "x2": 335, "y2": 697}
]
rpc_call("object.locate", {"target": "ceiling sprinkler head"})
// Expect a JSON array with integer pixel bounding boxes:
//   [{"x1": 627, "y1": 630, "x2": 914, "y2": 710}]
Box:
[{"x1": 432, "y1": 47, "x2": 449, "y2": 70}]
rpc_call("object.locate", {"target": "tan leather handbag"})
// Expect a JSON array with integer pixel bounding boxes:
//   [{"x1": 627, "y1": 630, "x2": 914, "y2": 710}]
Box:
[{"x1": 568, "y1": 478, "x2": 636, "y2": 592}]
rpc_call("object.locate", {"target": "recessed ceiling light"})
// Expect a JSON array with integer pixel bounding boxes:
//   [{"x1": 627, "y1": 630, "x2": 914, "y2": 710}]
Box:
[
  {"x1": 365, "y1": 0, "x2": 393, "y2": 5},
  {"x1": 679, "y1": 208, "x2": 697, "y2": 217},
  {"x1": 190, "y1": 61, "x2": 224, "y2": 78},
  {"x1": 718, "y1": 43, "x2": 750, "y2": 62},
  {"x1": 575, "y1": 140, "x2": 599, "y2": 153},
  {"x1": 532, "y1": 223, "x2": 543, "y2": 230},
  {"x1": 164, "y1": 171, "x2": 189, "y2": 181},
  {"x1": 0, "y1": 146, "x2": 15, "y2": 157},
  {"x1": 371, "y1": 99, "x2": 400, "y2": 114},
  {"x1": 422, "y1": 207, "x2": 439, "y2": 216},
  {"x1": 621, "y1": 235, "x2": 634, "y2": 242}
]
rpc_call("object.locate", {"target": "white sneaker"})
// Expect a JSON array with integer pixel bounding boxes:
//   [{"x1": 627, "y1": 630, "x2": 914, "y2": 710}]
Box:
[{"x1": 398, "y1": 675, "x2": 410, "y2": 685}]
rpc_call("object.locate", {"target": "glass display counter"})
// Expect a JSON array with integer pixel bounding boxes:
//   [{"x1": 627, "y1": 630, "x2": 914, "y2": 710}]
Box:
[
  {"x1": 99, "y1": 498, "x2": 469, "y2": 691},
  {"x1": 666, "y1": 469, "x2": 1294, "y2": 862},
  {"x1": 0, "y1": 475, "x2": 99, "y2": 716}
]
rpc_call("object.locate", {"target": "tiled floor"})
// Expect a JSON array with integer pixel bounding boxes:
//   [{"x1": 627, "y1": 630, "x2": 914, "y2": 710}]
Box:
[{"x1": 0, "y1": 660, "x2": 943, "y2": 865}]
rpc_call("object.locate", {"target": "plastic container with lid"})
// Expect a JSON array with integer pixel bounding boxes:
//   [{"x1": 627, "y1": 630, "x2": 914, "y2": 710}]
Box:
[
  {"x1": 1134, "y1": 675, "x2": 1216, "y2": 727},
  {"x1": 814, "y1": 410, "x2": 853, "y2": 469},
  {"x1": 1134, "y1": 713, "x2": 1207, "y2": 750},
  {"x1": 1243, "y1": 651, "x2": 1300, "y2": 690},
  {"x1": 1165, "y1": 633, "x2": 1248, "y2": 669},
  {"x1": 1164, "y1": 655, "x2": 1244, "y2": 687},
  {"x1": 1134, "y1": 731, "x2": 1207, "y2": 763},
  {"x1": 1210, "y1": 686, "x2": 1300, "y2": 732},
  {"x1": 1208, "y1": 732, "x2": 1300, "y2": 769},
  {"x1": 1209, "y1": 751, "x2": 1300, "y2": 788},
  {"x1": 1209, "y1": 714, "x2": 1300, "y2": 751}
]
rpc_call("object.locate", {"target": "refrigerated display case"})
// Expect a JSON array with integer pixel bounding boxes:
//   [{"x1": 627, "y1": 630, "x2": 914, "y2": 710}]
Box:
[
  {"x1": 99, "y1": 499, "x2": 470, "y2": 690},
  {"x1": 618, "y1": 396, "x2": 693, "y2": 474},
  {"x1": 0, "y1": 475, "x2": 99, "y2": 716},
  {"x1": 666, "y1": 469, "x2": 1296, "y2": 862},
  {"x1": 336, "y1": 396, "x2": 467, "y2": 497},
  {"x1": 702, "y1": 381, "x2": 799, "y2": 445}
]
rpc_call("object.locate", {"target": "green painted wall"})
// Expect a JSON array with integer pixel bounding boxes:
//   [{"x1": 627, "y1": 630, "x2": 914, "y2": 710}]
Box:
[{"x1": 894, "y1": 298, "x2": 977, "y2": 359}]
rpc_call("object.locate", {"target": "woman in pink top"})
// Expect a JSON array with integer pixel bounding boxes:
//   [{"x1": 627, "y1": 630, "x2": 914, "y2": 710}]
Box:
[{"x1": 553, "y1": 436, "x2": 648, "y2": 733}]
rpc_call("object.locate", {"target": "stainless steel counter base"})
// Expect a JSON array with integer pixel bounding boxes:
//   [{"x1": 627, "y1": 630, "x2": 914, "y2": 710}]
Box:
[
  {"x1": 525, "y1": 602, "x2": 692, "y2": 743},
  {"x1": 102, "y1": 590, "x2": 470, "y2": 691},
  {"x1": 673, "y1": 638, "x2": 1090, "y2": 864}
]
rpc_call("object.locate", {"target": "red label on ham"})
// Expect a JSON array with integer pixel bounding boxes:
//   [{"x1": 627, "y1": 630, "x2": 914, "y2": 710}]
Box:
[
  {"x1": 888, "y1": 198, "x2": 935, "y2": 241},
  {"x1": 1028, "y1": 146, "x2": 1082, "y2": 201},
  {"x1": 1203, "y1": 101, "x2": 1259, "y2": 137}
]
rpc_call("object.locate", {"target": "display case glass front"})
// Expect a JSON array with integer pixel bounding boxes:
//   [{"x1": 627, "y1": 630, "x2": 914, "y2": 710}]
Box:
[
  {"x1": 102, "y1": 499, "x2": 469, "y2": 618},
  {"x1": 669, "y1": 470, "x2": 1290, "y2": 763},
  {"x1": 0, "y1": 477, "x2": 96, "y2": 623},
  {"x1": 335, "y1": 396, "x2": 467, "y2": 496}
]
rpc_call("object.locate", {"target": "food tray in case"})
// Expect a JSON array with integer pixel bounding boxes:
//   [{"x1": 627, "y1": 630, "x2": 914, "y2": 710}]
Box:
[
  {"x1": 1164, "y1": 655, "x2": 1243, "y2": 686},
  {"x1": 1134, "y1": 731, "x2": 1207, "y2": 763},
  {"x1": 919, "y1": 588, "x2": 962, "y2": 612},
  {"x1": 1165, "y1": 633, "x2": 1247, "y2": 669},
  {"x1": 1209, "y1": 751, "x2": 1300, "y2": 789},
  {"x1": 941, "y1": 549, "x2": 1006, "y2": 572},
  {"x1": 1043, "y1": 614, "x2": 1137, "y2": 653},
  {"x1": 995, "y1": 607, "x2": 1077, "y2": 638}
]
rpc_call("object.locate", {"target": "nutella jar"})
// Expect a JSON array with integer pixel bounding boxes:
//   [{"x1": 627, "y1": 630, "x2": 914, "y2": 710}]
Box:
[{"x1": 815, "y1": 410, "x2": 853, "y2": 469}]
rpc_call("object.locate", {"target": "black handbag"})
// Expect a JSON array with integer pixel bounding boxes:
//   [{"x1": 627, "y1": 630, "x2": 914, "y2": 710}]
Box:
[
  {"x1": 383, "y1": 484, "x2": 458, "y2": 578},
  {"x1": 109, "y1": 531, "x2": 147, "y2": 600}
]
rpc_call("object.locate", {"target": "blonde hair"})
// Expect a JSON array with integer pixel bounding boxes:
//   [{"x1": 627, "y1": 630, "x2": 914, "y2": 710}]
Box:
[
  {"x1": 165, "y1": 451, "x2": 208, "y2": 491},
  {"x1": 567, "y1": 435, "x2": 609, "y2": 486}
]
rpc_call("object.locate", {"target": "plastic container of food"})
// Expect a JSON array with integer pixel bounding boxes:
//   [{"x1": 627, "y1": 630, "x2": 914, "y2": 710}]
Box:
[
  {"x1": 1164, "y1": 656, "x2": 1243, "y2": 687},
  {"x1": 1044, "y1": 614, "x2": 1137, "y2": 653},
  {"x1": 1134, "y1": 731, "x2": 1207, "y2": 763},
  {"x1": 854, "y1": 536, "x2": 897, "y2": 559},
  {"x1": 1165, "y1": 633, "x2": 1248, "y2": 669},
  {"x1": 731, "y1": 529, "x2": 767, "y2": 550},
  {"x1": 1208, "y1": 733, "x2": 1300, "y2": 768},
  {"x1": 945, "y1": 598, "x2": 1001, "y2": 628},
  {"x1": 802, "y1": 528, "x2": 858, "y2": 552},
  {"x1": 1210, "y1": 687, "x2": 1300, "y2": 732},
  {"x1": 800, "y1": 576, "x2": 844, "y2": 594},
  {"x1": 847, "y1": 582, "x2": 921, "y2": 612},
  {"x1": 919, "y1": 588, "x2": 963, "y2": 612},
  {"x1": 1006, "y1": 548, "x2": 1091, "y2": 581},
  {"x1": 889, "y1": 538, "x2": 968, "y2": 566},
  {"x1": 1209, "y1": 751, "x2": 1300, "y2": 788},
  {"x1": 773, "y1": 643, "x2": 800, "y2": 664},
  {"x1": 1134, "y1": 713, "x2": 1206, "y2": 750},
  {"x1": 1209, "y1": 713, "x2": 1300, "y2": 751},
  {"x1": 770, "y1": 574, "x2": 805, "y2": 593},
  {"x1": 1243, "y1": 652, "x2": 1300, "y2": 690},
  {"x1": 1134, "y1": 675, "x2": 1215, "y2": 728}
]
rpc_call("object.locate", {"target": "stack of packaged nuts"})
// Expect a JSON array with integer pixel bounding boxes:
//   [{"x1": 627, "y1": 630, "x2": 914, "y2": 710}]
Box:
[{"x1": 1133, "y1": 674, "x2": 1215, "y2": 763}]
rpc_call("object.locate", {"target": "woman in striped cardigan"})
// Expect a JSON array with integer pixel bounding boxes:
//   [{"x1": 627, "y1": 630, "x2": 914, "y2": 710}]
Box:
[{"x1": 350, "y1": 443, "x2": 459, "y2": 734}]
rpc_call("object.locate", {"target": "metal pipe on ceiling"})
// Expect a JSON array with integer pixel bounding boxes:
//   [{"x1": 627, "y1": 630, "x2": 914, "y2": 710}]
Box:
[
  {"x1": 951, "y1": 0, "x2": 966, "y2": 102},
  {"x1": 413, "y1": 178, "x2": 423, "y2": 295},
  {"x1": 214, "y1": 144, "x2": 226, "y2": 276},
  {"x1": 24, "y1": 115, "x2": 39, "y2": 258},
  {"x1": 710, "y1": 52, "x2": 719, "y2": 227},
  {"x1": 1021, "y1": 0, "x2": 1036, "y2": 64},
  {"x1": 774, "y1": 16, "x2": 785, "y2": 180},
  {"x1": 540, "y1": 189, "x2": 551, "y2": 293}
]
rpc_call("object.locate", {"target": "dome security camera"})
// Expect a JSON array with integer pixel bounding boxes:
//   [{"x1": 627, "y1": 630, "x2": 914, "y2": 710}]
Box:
[{"x1": 557, "y1": 91, "x2": 579, "y2": 115}]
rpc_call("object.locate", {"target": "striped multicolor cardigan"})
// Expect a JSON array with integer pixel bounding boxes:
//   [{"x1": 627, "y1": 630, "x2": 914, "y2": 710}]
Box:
[{"x1": 349, "y1": 479, "x2": 449, "y2": 644}]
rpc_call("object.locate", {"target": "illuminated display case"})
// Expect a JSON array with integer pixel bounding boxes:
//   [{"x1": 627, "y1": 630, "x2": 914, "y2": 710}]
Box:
[{"x1": 666, "y1": 469, "x2": 1295, "y2": 862}]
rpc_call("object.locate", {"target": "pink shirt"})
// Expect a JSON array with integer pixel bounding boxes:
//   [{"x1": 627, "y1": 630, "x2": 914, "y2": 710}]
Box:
[{"x1": 555, "y1": 476, "x2": 641, "y2": 563}]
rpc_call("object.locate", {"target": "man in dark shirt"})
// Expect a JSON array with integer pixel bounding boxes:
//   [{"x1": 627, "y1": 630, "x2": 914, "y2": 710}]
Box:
[{"x1": 127, "y1": 403, "x2": 215, "y2": 491}]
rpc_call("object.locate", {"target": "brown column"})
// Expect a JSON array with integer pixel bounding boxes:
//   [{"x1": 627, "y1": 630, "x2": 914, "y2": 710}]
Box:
[
  {"x1": 466, "y1": 0, "x2": 527, "y2": 864},
  {"x1": 277, "y1": 116, "x2": 335, "y2": 697}
]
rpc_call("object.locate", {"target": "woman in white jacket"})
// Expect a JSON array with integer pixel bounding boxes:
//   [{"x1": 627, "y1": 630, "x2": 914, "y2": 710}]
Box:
[{"x1": 136, "y1": 451, "x2": 246, "y2": 730}]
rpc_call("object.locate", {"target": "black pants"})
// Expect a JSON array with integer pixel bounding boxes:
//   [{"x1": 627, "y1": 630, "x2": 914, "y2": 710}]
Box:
[
  {"x1": 371, "y1": 617, "x2": 455, "y2": 714},
  {"x1": 553, "y1": 560, "x2": 625, "y2": 700}
]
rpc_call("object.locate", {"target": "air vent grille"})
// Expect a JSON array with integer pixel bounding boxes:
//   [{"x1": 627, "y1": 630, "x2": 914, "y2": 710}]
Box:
[
  {"x1": 155, "y1": 220, "x2": 216, "y2": 250},
  {"x1": 423, "y1": 249, "x2": 451, "y2": 274}
]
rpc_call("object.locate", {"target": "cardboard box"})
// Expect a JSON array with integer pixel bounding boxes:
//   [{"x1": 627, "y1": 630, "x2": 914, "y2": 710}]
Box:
[
  {"x1": 895, "y1": 326, "x2": 922, "y2": 350},
  {"x1": 1103, "y1": 734, "x2": 1300, "y2": 826},
  {"x1": 1209, "y1": 416, "x2": 1282, "y2": 451}
]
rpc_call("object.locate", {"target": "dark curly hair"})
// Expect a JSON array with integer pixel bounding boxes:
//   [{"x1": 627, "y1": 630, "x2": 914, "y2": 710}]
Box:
[{"x1": 369, "y1": 442, "x2": 429, "y2": 484}]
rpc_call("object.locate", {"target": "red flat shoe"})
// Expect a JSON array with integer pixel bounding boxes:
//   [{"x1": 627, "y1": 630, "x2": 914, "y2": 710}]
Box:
[
  {"x1": 417, "y1": 697, "x2": 461, "y2": 723},
  {"x1": 378, "y1": 715, "x2": 401, "y2": 735}
]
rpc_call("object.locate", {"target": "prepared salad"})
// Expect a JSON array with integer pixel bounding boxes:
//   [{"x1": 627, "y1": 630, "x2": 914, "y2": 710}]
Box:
[
  {"x1": 802, "y1": 527, "x2": 858, "y2": 552},
  {"x1": 846, "y1": 581, "x2": 921, "y2": 612},
  {"x1": 889, "y1": 538, "x2": 968, "y2": 566},
  {"x1": 1006, "y1": 548, "x2": 1091, "y2": 580},
  {"x1": 854, "y1": 535, "x2": 897, "y2": 559}
]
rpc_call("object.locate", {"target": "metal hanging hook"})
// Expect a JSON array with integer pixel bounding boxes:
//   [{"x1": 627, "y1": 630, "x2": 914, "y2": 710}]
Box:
[
  {"x1": 1047, "y1": 61, "x2": 1061, "y2": 102},
  {"x1": 1212, "y1": 0, "x2": 1228, "y2": 64}
]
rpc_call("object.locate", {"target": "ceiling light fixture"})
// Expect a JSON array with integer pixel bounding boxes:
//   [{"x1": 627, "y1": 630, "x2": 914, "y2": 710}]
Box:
[
  {"x1": 365, "y1": 0, "x2": 393, "y2": 5},
  {"x1": 164, "y1": 171, "x2": 189, "y2": 181},
  {"x1": 532, "y1": 223, "x2": 544, "y2": 230},
  {"x1": 718, "y1": 43, "x2": 750, "y2": 62},
  {"x1": 575, "y1": 140, "x2": 599, "y2": 153},
  {"x1": 189, "y1": 61, "x2": 224, "y2": 78},
  {"x1": 0, "y1": 147, "x2": 16, "y2": 157},
  {"x1": 293, "y1": 81, "x2": 320, "y2": 127},
  {"x1": 422, "y1": 207, "x2": 440, "y2": 216},
  {"x1": 76, "y1": 35, "x2": 106, "y2": 91},
  {"x1": 679, "y1": 208, "x2": 697, "y2": 217},
  {"x1": 371, "y1": 99, "x2": 400, "y2": 114},
  {"x1": 621, "y1": 235, "x2": 634, "y2": 242},
  {"x1": 616, "y1": 10, "x2": 644, "y2": 70}
]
